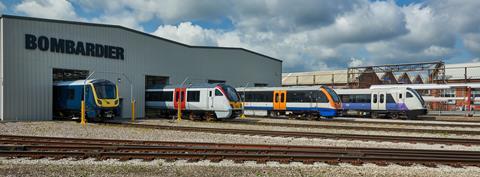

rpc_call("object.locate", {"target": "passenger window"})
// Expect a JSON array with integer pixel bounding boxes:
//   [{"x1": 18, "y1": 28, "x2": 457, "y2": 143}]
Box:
[
  {"x1": 67, "y1": 89, "x2": 75, "y2": 99},
  {"x1": 275, "y1": 93, "x2": 279, "y2": 102},
  {"x1": 399, "y1": 93, "x2": 402, "y2": 99},
  {"x1": 215, "y1": 89, "x2": 223, "y2": 96},
  {"x1": 209, "y1": 91, "x2": 212, "y2": 97},
  {"x1": 407, "y1": 92, "x2": 413, "y2": 98},
  {"x1": 176, "y1": 92, "x2": 180, "y2": 101},
  {"x1": 380, "y1": 94, "x2": 384, "y2": 103},
  {"x1": 373, "y1": 94, "x2": 377, "y2": 103},
  {"x1": 281, "y1": 93, "x2": 285, "y2": 102}
]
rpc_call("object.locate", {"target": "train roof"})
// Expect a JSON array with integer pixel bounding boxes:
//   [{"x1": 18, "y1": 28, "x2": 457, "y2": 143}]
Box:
[
  {"x1": 334, "y1": 88, "x2": 406, "y2": 94},
  {"x1": 237, "y1": 86, "x2": 327, "y2": 91},
  {"x1": 53, "y1": 79, "x2": 114, "y2": 86},
  {"x1": 146, "y1": 83, "x2": 229, "y2": 90}
]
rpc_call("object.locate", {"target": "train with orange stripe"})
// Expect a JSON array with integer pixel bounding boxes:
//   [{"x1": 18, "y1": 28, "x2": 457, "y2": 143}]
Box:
[
  {"x1": 238, "y1": 86, "x2": 342, "y2": 118},
  {"x1": 145, "y1": 83, "x2": 243, "y2": 120}
]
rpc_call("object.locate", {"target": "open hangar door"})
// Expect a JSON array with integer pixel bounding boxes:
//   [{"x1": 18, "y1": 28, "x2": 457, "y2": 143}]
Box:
[
  {"x1": 145, "y1": 75, "x2": 170, "y2": 118},
  {"x1": 52, "y1": 68, "x2": 89, "y2": 120}
]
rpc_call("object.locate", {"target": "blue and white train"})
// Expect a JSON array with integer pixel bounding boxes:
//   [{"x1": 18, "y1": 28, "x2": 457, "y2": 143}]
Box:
[
  {"x1": 238, "y1": 86, "x2": 342, "y2": 119},
  {"x1": 334, "y1": 87, "x2": 427, "y2": 119},
  {"x1": 53, "y1": 79, "x2": 120, "y2": 121}
]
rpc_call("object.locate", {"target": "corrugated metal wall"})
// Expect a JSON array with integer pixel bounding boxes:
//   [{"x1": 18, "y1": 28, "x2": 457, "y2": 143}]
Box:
[{"x1": 1, "y1": 16, "x2": 282, "y2": 121}]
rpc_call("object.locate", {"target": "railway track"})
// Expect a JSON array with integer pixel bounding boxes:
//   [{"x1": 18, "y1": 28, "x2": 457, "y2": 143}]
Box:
[
  {"x1": 0, "y1": 135, "x2": 479, "y2": 167},
  {"x1": 218, "y1": 120, "x2": 480, "y2": 135},
  {"x1": 249, "y1": 116, "x2": 480, "y2": 128},
  {"x1": 101, "y1": 122, "x2": 480, "y2": 146}
]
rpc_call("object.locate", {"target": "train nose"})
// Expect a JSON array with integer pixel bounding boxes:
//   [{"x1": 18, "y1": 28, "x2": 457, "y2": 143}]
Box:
[{"x1": 230, "y1": 102, "x2": 242, "y2": 109}]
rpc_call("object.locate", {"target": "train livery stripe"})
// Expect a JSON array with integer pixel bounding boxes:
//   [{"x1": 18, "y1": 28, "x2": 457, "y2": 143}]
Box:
[
  {"x1": 341, "y1": 103, "x2": 409, "y2": 111},
  {"x1": 244, "y1": 106, "x2": 337, "y2": 116},
  {"x1": 321, "y1": 88, "x2": 336, "y2": 108}
]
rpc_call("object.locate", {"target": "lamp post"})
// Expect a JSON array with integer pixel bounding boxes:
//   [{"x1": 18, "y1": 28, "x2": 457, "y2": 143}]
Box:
[
  {"x1": 241, "y1": 82, "x2": 250, "y2": 118},
  {"x1": 176, "y1": 77, "x2": 189, "y2": 122}
]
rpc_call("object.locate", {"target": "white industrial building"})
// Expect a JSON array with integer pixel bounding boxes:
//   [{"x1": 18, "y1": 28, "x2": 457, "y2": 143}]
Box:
[{"x1": 0, "y1": 15, "x2": 282, "y2": 121}]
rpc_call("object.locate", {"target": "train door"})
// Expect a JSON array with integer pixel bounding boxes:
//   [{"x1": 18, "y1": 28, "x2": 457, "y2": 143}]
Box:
[
  {"x1": 174, "y1": 88, "x2": 186, "y2": 110},
  {"x1": 208, "y1": 90, "x2": 214, "y2": 110},
  {"x1": 273, "y1": 90, "x2": 286, "y2": 110},
  {"x1": 371, "y1": 91, "x2": 386, "y2": 110}
]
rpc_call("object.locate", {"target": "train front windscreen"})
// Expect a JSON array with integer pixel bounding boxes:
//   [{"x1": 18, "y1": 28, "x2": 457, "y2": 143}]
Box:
[
  {"x1": 221, "y1": 85, "x2": 240, "y2": 102},
  {"x1": 94, "y1": 83, "x2": 116, "y2": 99},
  {"x1": 324, "y1": 87, "x2": 341, "y2": 103}
]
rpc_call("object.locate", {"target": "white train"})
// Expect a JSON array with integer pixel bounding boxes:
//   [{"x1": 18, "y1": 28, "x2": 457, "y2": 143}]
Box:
[
  {"x1": 334, "y1": 87, "x2": 427, "y2": 119},
  {"x1": 145, "y1": 83, "x2": 243, "y2": 120},
  {"x1": 238, "y1": 86, "x2": 342, "y2": 118}
]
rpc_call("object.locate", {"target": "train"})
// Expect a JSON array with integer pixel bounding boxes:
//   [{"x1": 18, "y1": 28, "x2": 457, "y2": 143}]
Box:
[
  {"x1": 238, "y1": 86, "x2": 342, "y2": 119},
  {"x1": 53, "y1": 79, "x2": 120, "y2": 121},
  {"x1": 334, "y1": 87, "x2": 427, "y2": 119},
  {"x1": 145, "y1": 83, "x2": 243, "y2": 120}
]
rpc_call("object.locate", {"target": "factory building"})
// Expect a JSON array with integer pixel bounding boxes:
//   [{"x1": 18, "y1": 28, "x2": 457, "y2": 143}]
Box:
[{"x1": 0, "y1": 15, "x2": 282, "y2": 121}]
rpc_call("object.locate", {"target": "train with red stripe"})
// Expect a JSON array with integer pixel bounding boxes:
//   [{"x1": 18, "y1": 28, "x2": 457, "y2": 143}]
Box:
[
  {"x1": 237, "y1": 86, "x2": 342, "y2": 119},
  {"x1": 145, "y1": 83, "x2": 243, "y2": 120}
]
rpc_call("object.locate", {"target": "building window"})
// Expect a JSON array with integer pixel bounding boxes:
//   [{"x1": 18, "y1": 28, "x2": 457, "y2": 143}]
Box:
[
  {"x1": 208, "y1": 80, "x2": 225, "y2": 84},
  {"x1": 441, "y1": 88, "x2": 456, "y2": 97},
  {"x1": 472, "y1": 90, "x2": 480, "y2": 105},
  {"x1": 145, "y1": 75, "x2": 169, "y2": 89},
  {"x1": 254, "y1": 83, "x2": 268, "y2": 87}
]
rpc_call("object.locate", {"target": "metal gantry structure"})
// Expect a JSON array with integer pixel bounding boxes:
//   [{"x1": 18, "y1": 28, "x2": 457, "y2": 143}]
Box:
[{"x1": 347, "y1": 61, "x2": 446, "y2": 88}]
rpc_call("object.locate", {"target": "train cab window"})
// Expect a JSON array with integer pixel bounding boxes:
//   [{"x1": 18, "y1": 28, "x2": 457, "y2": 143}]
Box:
[
  {"x1": 380, "y1": 94, "x2": 385, "y2": 103},
  {"x1": 386, "y1": 94, "x2": 395, "y2": 103},
  {"x1": 373, "y1": 94, "x2": 378, "y2": 103},
  {"x1": 215, "y1": 89, "x2": 223, "y2": 96},
  {"x1": 407, "y1": 92, "x2": 413, "y2": 98},
  {"x1": 317, "y1": 91, "x2": 328, "y2": 103}
]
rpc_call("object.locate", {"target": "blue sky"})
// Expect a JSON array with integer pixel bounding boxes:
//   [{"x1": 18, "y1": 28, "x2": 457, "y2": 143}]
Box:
[{"x1": 1, "y1": 0, "x2": 480, "y2": 72}]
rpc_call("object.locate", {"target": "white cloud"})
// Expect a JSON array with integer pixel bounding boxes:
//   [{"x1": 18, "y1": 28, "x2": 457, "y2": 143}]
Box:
[
  {"x1": 11, "y1": 0, "x2": 480, "y2": 72},
  {"x1": 15, "y1": 0, "x2": 80, "y2": 20},
  {"x1": 152, "y1": 22, "x2": 220, "y2": 46},
  {"x1": 348, "y1": 57, "x2": 366, "y2": 67},
  {"x1": 309, "y1": 1, "x2": 408, "y2": 45},
  {"x1": 0, "y1": 2, "x2": 5, "y2": 14},
  {"x1": 464, "y1": 33, "x2": 480, "y2": 56}
]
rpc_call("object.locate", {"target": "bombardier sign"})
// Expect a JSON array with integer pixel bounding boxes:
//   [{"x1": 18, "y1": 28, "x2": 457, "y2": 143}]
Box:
[{"x1": 25, "y1": 34, "x2": 125, "y2": 60}]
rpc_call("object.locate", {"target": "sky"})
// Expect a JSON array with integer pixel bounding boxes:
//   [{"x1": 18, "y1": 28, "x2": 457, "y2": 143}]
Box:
[{"x1": 1, "y1": 0, "x2": 480, "y2": 72}]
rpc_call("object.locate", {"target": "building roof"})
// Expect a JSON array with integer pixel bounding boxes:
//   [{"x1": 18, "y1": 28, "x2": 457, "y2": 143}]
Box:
[
  {"x1": 282, "y1": 70, "x2": 348, "y2": 85},
  {"x1": 444, "y1": 62, "x2": 480, "y2": 80},
  {"x1": 0, "y1": 14, "x2": 282, "y2": 63}
]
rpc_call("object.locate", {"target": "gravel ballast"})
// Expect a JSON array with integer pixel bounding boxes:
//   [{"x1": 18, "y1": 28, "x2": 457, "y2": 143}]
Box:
[
  {"x1": 1, "y1": 158, "x2": 480, "y2": 177},
  {"x1": 1, "y1": 119, "x2": 480, "y2": 176}
]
